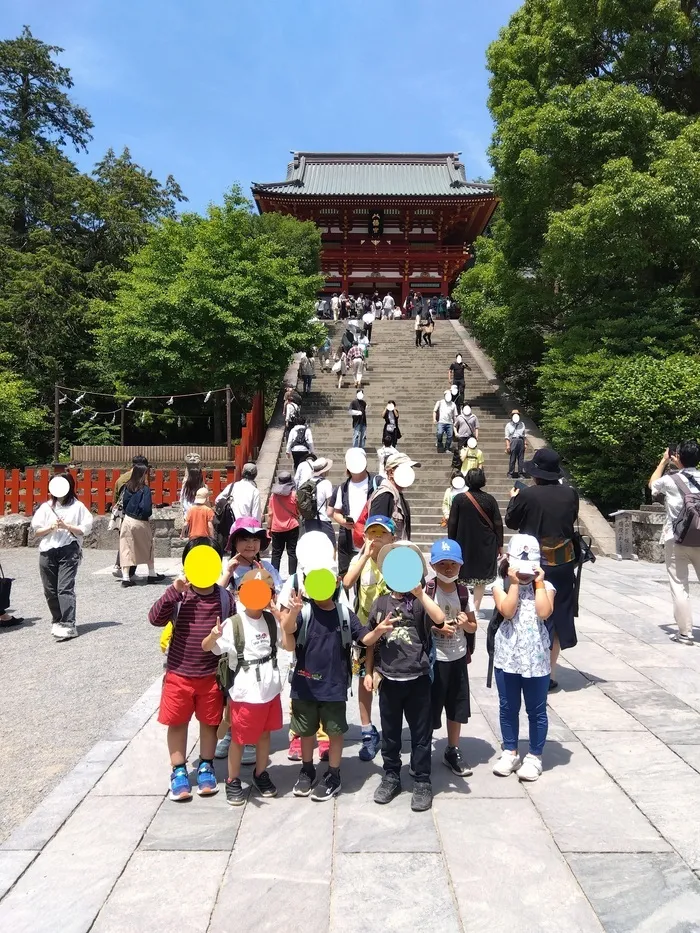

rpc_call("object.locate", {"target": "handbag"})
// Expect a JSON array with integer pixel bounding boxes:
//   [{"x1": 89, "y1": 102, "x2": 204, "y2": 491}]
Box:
[
  {"x1": 108, "y1": 486, "x2": 125, "y2": 532},
  {"x1": 0, "y1": 562, "x2": 13, "y2": 614}
]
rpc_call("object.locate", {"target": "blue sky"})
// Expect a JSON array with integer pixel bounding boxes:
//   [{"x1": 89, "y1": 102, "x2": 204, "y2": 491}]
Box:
[{"x1": 7, "y1": 0, "x2": 522, "y2": 213}]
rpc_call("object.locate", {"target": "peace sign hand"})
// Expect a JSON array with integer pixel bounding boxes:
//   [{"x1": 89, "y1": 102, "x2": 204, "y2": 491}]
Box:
[{"x1": 210, "y1": 616, "x2": 223, "y2": 638}]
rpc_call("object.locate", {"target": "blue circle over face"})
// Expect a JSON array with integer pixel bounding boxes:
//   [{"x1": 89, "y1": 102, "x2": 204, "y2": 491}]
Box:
[{"x1": 382, "y1": 548, "x2": 423, "y2": 593}]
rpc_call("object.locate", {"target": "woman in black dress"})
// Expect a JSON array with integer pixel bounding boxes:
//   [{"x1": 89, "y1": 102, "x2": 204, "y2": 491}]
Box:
[
  {"x1": 448, "y1": 468, "x2": 503, "y2": 612},
  {"x1": 504, "y1": 448, "x2": 580, "y2": 689},
  {"x1": 382, "y1": 401, "x2": 402, "y2": 448}
]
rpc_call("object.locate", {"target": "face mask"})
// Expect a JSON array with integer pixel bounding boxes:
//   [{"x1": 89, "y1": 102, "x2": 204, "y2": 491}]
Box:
[
  {"x1": 456, "y1": 356, "x2": 462, "y2": 364},
  {"x1": 357, "y1": 392, "x2": 364, "y2": 400},
  {"x1": 444, "y1": 392, "x2": 452, "y2": 403},
  {"x1": 435, "y1": 572, "x2": 460, "y2": 584},
  {"x1": 512, "y1": 414, "x2": 520, "y2": 424}
]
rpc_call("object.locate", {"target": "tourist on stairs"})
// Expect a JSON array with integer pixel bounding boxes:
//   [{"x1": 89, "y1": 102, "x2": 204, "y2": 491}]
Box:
[
  {"x1": 449, "y1": 354, "x2": 470, "y2": 409},
  {"x1": 349, "y1": 390, "x2": 367, "y2": 448},
  {"x1": 368, "y1": 452, "x2": 418, "y2": 541},
  {"x1": 434, "y1": 390, "x2": 458, "y2": 453},
  {"x1": 286, "y1": 417, "x2": 315, "y2": 470},
  {"x1": 331, "y1": 448, "x2": 380, "y2": 579},
  {"x1": 382, "y1": 401, "x2": 401, "y2": 448},
  {"x1": 505, "y1": 410, "x2": 526, "y2": 478}
]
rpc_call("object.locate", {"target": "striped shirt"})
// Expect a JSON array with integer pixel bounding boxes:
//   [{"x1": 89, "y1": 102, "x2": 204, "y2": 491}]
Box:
[{"x1": 149, "y1": 585, "x2": 232, "y2": 678}]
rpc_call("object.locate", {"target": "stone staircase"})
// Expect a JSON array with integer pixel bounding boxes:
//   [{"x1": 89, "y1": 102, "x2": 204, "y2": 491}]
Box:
[{"x1": 297, "y1": 320, "x2": 518, "y2": 552}]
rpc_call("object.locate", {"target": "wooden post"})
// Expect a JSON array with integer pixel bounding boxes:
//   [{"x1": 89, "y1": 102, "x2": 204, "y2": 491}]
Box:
[
  {"x1": 225, "y1": 385, "x2": 233, "y2": 463},
  {"x1": 54, "y1": 385, "x2": 60, "y2": 462},
  {"x1": 120, "y1": 404, "x2": 126, "y2": 445}
]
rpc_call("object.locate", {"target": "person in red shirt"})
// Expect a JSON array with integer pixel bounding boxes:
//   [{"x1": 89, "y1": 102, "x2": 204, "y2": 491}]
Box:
[
  {"x1": 186, "y1": 487, "x2": 215, "y2": 540},
  {"x1": 149, "y1": 542, "x2": 233, "y2": 802},
  {"x1": 266, "y1": 471, "x2": 300, "y2": 574}
]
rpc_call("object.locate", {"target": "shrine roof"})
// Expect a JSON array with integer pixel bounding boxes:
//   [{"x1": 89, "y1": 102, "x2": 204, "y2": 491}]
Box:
[{"x1": 252, "y1": 152, "x2": 494, "y2": 198}]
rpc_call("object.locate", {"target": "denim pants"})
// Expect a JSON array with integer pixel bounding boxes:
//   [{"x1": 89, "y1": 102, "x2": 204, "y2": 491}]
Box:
[
  {"x1": 436, "y1": 422, "x2": 453, "y2": 450},
  {"x1": 39, "y1": 541, "x2": 81, "y2": 627},
  {"x1": 353, "y1": 423, "x2": 367, "y2": 448},
  {"x1": 302, "y1": 375, "x2": 312, "y2": 393},
  {"x1": 495, "y1": 668, "x2": 549, "y2": 756}
]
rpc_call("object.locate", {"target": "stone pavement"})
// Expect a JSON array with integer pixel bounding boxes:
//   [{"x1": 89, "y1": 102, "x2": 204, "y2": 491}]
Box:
[{"x1": 2, "y1": 557, "x2": 700, "y2": 932}]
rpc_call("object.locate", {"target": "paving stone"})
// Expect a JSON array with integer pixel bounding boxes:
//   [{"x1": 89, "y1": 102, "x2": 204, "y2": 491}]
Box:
[
  {"x1": 0, "y1": 851, "x2": 35, "y2": 900},
  {"x1": 331, "y1": 852, "x2": 461, "y2": 933},
  {"x1": 103, "y1": 680, "x2": 162, "y2": 742},
  {"x1": 671, "y1": 745, "x2": 700, "y2": 774},
  {"x1": 92, "y1": 851, "x2": 228, "y2": 932},
  {"x1": 140, "y1": 785, "x2": 241, "y2": 851},
  {"x1": 547, "y1": 682, "x2": 647, "y2": 733},
  {"x1": 436, "y1": 798, "x2": 603, "y2": 932},
  {"x1": 573, "y1": 611, "x2": 623, "y2": 634},
  {"x1": 0, "y1": 795, "x2": 161, "y2": 933},
  {"x1": 525, "y1": 742, "x2": 669, "y2": 853},
  {"x1": 600, "y1": 681, "x2": 700, "y2": 744},
  {"x1": 586, "y1": 632, "x2": 687, "y2": 668},
  {"x1": 578, "y1": 731, "x2": 700, "y2": 869},
  {"x1": 2, "y1": 739, "x2": 128, "y2": 851},
  {"x1": 567, "y1": 853, "x2": 700, "y2": 933},
  {"x1": 565, "y1": 642, "x2": 650, "y2": 683},
  {"x1": 209, "y1": 799, "x2": 333, "y2": 933},
  {"x1": 636, "y1": 665, "x2": 700, "y2": 702},
  {"x1": 93, "y1": 715, "x2": 192, "y2": 796}
]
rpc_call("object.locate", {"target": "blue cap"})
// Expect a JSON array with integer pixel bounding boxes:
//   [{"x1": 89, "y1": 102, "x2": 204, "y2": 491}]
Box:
[
  {"x1": 365, "y1": 514, "x2": 395, "y2": 534},
  {"x1": 430, "y1": 538, "x2": 463, "y2": 566}
]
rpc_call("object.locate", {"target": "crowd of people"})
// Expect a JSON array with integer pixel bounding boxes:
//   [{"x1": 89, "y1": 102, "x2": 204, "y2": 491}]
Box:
[{"x1": 5, "y1": 309, "x2": 698, "y2": 817}]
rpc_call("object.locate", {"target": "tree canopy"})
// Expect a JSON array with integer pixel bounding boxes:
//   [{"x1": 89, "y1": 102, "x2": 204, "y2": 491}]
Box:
[{"x1": 455, "y1": 0, "x2": 700, "y2": 510}]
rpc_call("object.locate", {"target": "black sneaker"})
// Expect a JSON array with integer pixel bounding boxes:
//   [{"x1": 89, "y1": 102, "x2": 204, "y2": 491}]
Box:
[
  {"x1": 311, "y1": 770, "x2": 341, "y2": 801},
  {"x1": 443, "y1": 746, "x2": 473, "y2": 777},
  {"x1": 293, "y1": 766, "x2": 316, "y2": 797},
  {"x1": 411, "y1": 782, "x2": 433, "y2": 812},
  {"x1": 252, "y1": 769, "x2": 277, "y2": 798},
  {"x1": 374, "y1": 773, "x2": 402, "y2": 805},
  {"x1": 225, "y1": 777, "x2": 246, "y2": 807}
]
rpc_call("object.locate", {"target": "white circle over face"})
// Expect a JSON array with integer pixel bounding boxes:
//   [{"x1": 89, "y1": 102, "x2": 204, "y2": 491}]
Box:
[
  {"x1": 356, "y1": 391, "x2": 364, "y2": 400},
  {"x1": 451, "y1": 475, "x2": 466, "y2": 490},
  {"x1": 456, "y1": 355, "x2": 462, "y2": 363},
  {"x1": 462, "y1": 405, "x2": 471, "y2": 416},
  {"x1": 451, "y1": 385, "x2": 458, "y2": 394},
  {"x1": 49, "y1": 475, "x2": 70, "y2": 499},
  {"x1": 512, "y1": 413, "x2": 521, "y2": 424},
  {"x1": 386, "y1": 403, "x2": 395, "y2": 412},
  {"x1": 467, "y1": 437, "x2": 478, "y2": 449},
  {"x1": 444, "y1": 392, "x2": 452, "y2": 403},
  {"x1": 393, "y1": 463, "x2": 415, "y2": 488},
  {"x1": 296, "y1": 531, "x2": 335, "y2": 573},
  {"x1": 345, "y1": 448, "x2": 367, "y2": 473}
]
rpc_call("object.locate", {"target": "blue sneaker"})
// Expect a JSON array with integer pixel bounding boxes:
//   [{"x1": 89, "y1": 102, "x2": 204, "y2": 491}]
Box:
[
  {"x1": 359, "y1": 726, "x2": 381, "y2": 761},
  {"x1": 196, "y1": 761, "x2": 218, "y2": 796},
  {"x1": 169, "y1": 765, "x2": 192, "y2": 801}
]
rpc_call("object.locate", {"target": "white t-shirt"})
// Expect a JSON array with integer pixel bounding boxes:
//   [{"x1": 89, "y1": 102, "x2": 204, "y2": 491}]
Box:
[
  {"x1": 294, "y1": 459, "x2": 314, "y2": 488},
  {"x1": 434, "y1": 400, "x2": 457, "y2": 424},
  {"x1": 651, "y1": 469, "x2": 700, "y2": 543},
  {"x1": 31, "y1": 500, "x2": 94, "y2": 552},
  {"x1": 213, "y1": 611, "x2": 282, "y2": 704},
  {"x1": 333, "y1": 477, "x2": 370, "y2": 522},
  {"x1": 432, "y1": 585, "x2": 474, "y2": 662},
  {"x1": 315, "y1": 478, "x2": 333, "y2": 524}
]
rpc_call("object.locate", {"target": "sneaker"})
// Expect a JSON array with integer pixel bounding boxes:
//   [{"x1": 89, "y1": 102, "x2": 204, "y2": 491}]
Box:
[
  {"x1": 215, "y1": 730, "x2": 231, "y2": 759},
  {"x1": 374, "y1": 773, "x2": 402, "y2": 805},
  {"x1": 318, "y1": 740, "x2": 330, "y2": 762},
  {"x1": 411, "y1": 782, "x2": 433, "y2": 812},
  {"x1": 670, "y1": 632, "x2": 695, "y2": 646},
  {"x1": 359, "y1": 726, "x2": 381, "y2": 762},
  {"x1": 147, "y1": 573, "x2": 166, "y2": 583},
  {"x1": 52, "y1": 623, "x2": 78, "y2": 641},
  {"x1": 293, "y1": 766, "x2": 316, "y2": 797},
  {"x1": 121, "y1": 579, "x2": 135, "y2": 588},
  {"x1": 548, "y1": 679, "x2": 559, "y2": 692},
  {"x1": 252, "y1": 769, "x2": 277, "y2": 798},
  {"x1": 225, "y1": 777, "x2": 246, "y2": 807},
  {"x1": 241, "y1": 744, "x2": 257, "y2": 765},
  {"x1": 517, "y1": 753, "x2": 543, "y2": 782},
  {"x1": 196, "y1": 761, "x2": 218, "y2": 796},
  {"x1": 311, "y1": 770, "x2": 341, "y2": 801},
  {"x1": 443, "y1": 746, "x2": 472, "y2": 777},
  {"x1": 169, "y1": 765, "x2": 192, "y2": 801},
  {"x1": 288, "y1": 736, "x2": 302, "y2": 761},
  {"x1": 493, "y1": 750, "x2": 521, "y2": 776}
]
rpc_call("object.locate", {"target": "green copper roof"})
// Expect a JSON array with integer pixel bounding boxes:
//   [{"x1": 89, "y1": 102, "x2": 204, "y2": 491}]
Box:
[{"x1": 252, "y1": 153, "x2": 493, "y2": 198}]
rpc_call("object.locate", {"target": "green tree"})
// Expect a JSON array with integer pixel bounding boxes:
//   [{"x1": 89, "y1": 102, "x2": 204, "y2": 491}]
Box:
[{"x1": 0, "y1": 358, "x2": 46, "y2": 466}]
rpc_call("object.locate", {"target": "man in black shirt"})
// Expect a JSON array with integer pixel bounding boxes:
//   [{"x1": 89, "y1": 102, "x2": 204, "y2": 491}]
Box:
[
  {"x1": 449, "y1": 354, "x2": 468, "y2": 410},
  {"x1": 349, "y1": 390, "x2": 367, "y2": 448}
]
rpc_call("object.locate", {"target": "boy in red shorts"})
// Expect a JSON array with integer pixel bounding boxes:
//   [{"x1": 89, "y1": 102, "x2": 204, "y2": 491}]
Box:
[
  {"x1": 149, "y1": 549, "x2": 233, "y2": 801},
  {"x1": 202, "y1": 569, "x2": 295, "y2": 806}
]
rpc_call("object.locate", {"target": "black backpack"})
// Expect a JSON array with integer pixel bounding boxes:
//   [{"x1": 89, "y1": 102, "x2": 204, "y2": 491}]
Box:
[
  {"x1": 289, "y1": 425, "x2": 310, "y2": 449},
  {"x1": 213, "y1": 484, "x2": 235, "y2": 553}
]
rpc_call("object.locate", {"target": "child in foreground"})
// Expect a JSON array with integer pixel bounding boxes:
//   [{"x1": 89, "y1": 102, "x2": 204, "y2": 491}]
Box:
[
  {"x1": 425, "y1": 538, "x2": 478, "y2": 777},
  {"x1": 281, "y1": 566, "x2": 391, "y2": 801},
  {"x1": 202, "y1": 569, "x2": 294, "y2": 806},
  {"x1": 367, "y1": 543, "x2": 446, "y2": 812},
  {"x1": 149, "y1": 544, "x2": 233, "y2": 801},
  {"x1": 492, "y1": 534, "x2": 555, "y2": 783}
]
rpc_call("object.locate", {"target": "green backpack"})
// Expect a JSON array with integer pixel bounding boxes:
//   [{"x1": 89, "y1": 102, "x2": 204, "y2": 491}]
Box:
[{"x1": 216, "y1": 611, "x2": 278, "y2": 696}]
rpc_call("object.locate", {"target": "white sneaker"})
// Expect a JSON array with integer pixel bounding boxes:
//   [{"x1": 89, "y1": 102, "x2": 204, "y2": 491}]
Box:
[
  {"x1": 493, "y1": 751, "x2": 521, "y2": 776},
  {"x1": 669, "y1": 632, "x2": 694, "y2": 646},
  {"x1": 517, "y1": 754, "x2": 543, "y2": 782},
  {"x1": 52, "y1": 623, "x2": 78, "y2": 641},
  {"x1": 241, "y1": 744, "x2": 257, "y2": 765}
]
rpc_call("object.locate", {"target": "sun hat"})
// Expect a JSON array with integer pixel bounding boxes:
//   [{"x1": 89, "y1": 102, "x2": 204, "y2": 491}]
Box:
[
  {"x1": 507, "y1": 534, "x2": 541, "y2": 576},
  {"x1": 194, "y1": 486, "x2": 209, "y2": 504},
  {"x1": 385, "y1": 452, "x2": 421, "y2": 472},
  {"x1": 311, "y1": 457, "x2": 333, "y2": 476},
  {"x1": 430, "y1": 538, "x2": 463, "y2": 566},
  {"x1": 228, "y1": 516, "x2": 270, "y2": 550},
  {"x1": 364, "y1": 514, "x2": 396, "y2": 535},
  {"x1": 271, "y1": 471, "x2": 294, "y2": 496},
  {"x1": 523, "y1": 448, "x2": 564, "y2": 481}
]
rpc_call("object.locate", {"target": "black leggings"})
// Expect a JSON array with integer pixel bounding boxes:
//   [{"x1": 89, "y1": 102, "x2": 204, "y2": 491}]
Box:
[
  {"x1": 271, "y1": 527, "x2": 299, "y2": 575},
  {"x1": 422, "y1": 330, "x2": 432, "y2": 346},
  {"x1": 415, "y1": 330, "x2": 422, "y2": 347}
]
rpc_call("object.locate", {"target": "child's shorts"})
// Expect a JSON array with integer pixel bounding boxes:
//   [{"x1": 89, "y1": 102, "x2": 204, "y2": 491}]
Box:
[
  {"x1": 431, "y1": 657, "x2": 471, "y2": 729},
  {"x1": 290, "y1": 699, "x2": 348, "y2": 737},
  {"x1": 158, "y1": 671, "x2": 223, "y2": 727},
  {"x1": 230, "y1": 695, "x2": 283, "y2": 745}
]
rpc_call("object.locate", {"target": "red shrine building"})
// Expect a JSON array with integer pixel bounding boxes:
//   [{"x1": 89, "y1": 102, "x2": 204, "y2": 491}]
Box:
[{"x1": 252, "y1": 152, "x2": 499, "y2": 303}]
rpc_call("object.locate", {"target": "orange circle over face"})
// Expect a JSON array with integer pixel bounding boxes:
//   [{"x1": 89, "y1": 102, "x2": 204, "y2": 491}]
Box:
[{"x1": 238, "y1": 578, "x2": 273, "y2": 612}]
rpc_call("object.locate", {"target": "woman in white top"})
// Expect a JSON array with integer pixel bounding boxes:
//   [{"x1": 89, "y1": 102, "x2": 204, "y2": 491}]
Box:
[
  {"x1": 491, "y1": 534, "x2": 555, "y2": 783},
  {"x1": 31, "y1": 474, "x2": 93, "y2": 641}
]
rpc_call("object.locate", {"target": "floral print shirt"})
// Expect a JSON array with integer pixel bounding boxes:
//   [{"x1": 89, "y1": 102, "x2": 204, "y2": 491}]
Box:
[{"x1": 492, "y1": 580, "x2": 555, "y2": 678}]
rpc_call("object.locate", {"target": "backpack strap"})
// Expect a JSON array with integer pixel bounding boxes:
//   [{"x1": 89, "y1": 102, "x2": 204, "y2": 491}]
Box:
[
  {"x1": 672, "y1": 472, "x2": 700, "y2": 494},
  {"x1": 262, "y1": 610, "x2": 278, "y2": 668},
  {"x1": 232, "y1": 614, "x2": 245, "y2": 669},
  {"x1": 296, "y1": 601, "x2": 313, "y2": 648}
]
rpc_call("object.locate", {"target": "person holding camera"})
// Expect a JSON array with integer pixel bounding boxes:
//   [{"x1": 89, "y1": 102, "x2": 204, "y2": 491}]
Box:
[{"x1": 649, "y1": 440, "x2": 700, "y2": 645}]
